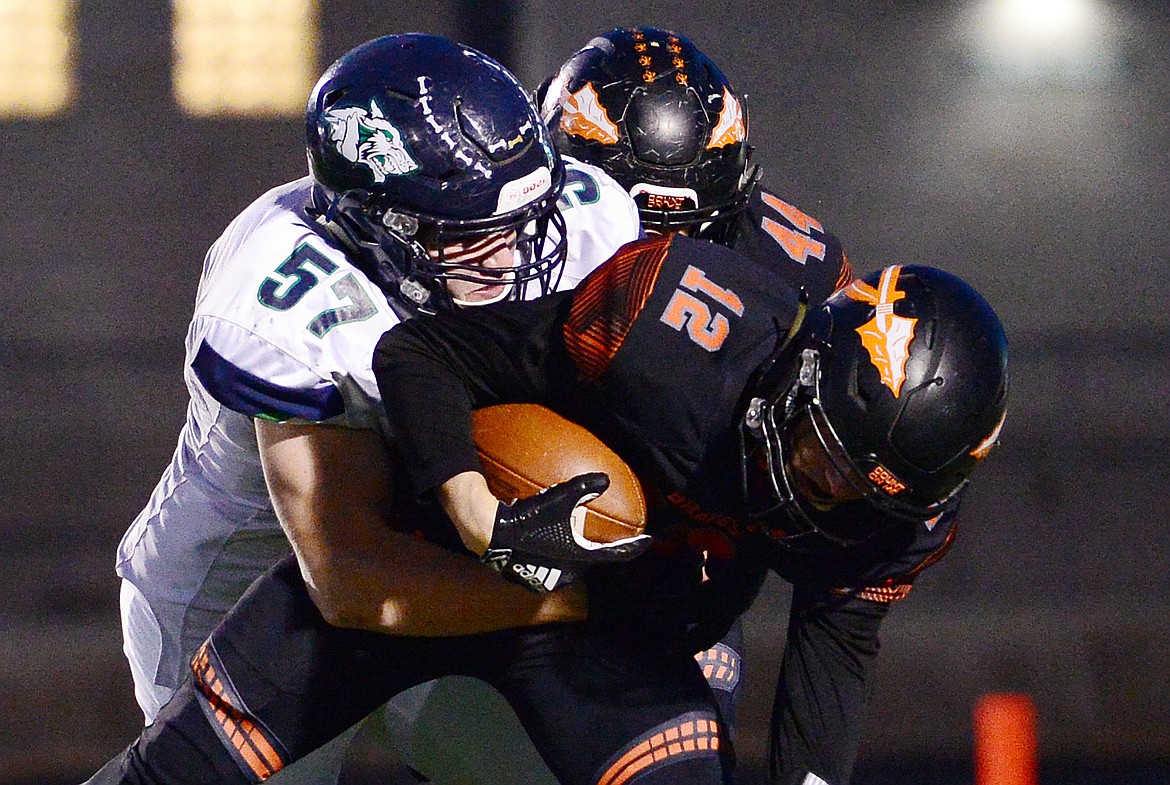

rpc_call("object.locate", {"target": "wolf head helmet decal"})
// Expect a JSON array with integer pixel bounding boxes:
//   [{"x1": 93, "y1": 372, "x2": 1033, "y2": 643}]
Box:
[{"x1": 322, "y1": 100, "x2": 419, "y2": 183}]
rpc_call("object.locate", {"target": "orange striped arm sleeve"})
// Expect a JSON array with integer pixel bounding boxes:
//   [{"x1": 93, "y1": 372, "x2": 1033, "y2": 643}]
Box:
[{"x1": 563, "y1": 234, "x2": 672, "y2": 382}]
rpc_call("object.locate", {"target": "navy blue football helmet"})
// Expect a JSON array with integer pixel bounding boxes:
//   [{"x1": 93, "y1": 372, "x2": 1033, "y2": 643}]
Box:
[
  {"x1": 742, "y1": 265, "x2": 1010, "y2": 550},
  {"x1": 306, "y1": 34, "x2": 567, "y2": 313},
  {"x1": 539, "y1": 27, "x2": 758, "y2": 242}
]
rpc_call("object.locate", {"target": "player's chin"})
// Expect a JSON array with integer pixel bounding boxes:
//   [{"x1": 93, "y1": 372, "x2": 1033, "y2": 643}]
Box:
[{"x1": 452, "y1": 282, "x2": 512, "y2": 306}]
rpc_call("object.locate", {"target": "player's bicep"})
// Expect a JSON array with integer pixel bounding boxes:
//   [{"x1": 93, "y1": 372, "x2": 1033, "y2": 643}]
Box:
[{"x1": 256, "y1": 419, "x2": 393, "y2": 563}]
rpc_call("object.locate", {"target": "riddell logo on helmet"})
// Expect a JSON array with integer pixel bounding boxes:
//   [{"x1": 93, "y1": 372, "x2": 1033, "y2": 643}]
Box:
[
  {"x1": 495, "y1": 166, "x2": 552, "y2": 214},
  {"x1": 631, "y1": 183, "x2": 699, "y2": 213},
  {"x1": 868, "y1": 465, "x2": 907, "y2": 496}
]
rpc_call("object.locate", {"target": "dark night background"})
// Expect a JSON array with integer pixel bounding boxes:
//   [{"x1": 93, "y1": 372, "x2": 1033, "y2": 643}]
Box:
[{"x1": 1, "y1": 1, "x2": 1167, "y2": 783}]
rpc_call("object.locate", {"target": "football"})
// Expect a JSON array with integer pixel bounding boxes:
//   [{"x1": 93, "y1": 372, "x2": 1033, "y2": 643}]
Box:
[{"x1": 471, "y1": 403, "x2": 647, "y2": 543}]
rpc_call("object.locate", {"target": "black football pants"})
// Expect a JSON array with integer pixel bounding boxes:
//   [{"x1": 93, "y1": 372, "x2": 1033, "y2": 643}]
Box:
[{"x1": 88, "y1": 552, "x2": 736, "y2": 785}]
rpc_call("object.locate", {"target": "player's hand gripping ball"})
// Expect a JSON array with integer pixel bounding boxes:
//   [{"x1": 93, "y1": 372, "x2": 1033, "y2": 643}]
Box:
[{"x1": 471, "y1": 404, "x2": 647, "y2": 543}]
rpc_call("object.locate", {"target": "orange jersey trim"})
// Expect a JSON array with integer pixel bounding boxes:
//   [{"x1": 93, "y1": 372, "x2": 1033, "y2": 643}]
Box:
[
  {"x1": 564, "y1": 235, "x2": 672, "y2": 382},
  {"x1": 831, "y1": 524, "x2": 958, "y2": 605},
  {"x1": 834, "y1": 253, "x2": 855, "y2": 294},
  {"x1": 695, "y1": 643, "x2": 741, "y2": 692},
  {"x1": 192, "y1": 641, "x2": 286, "y2": 782},
  {"x1": 832, "y1": 583, "x2": 913, "y2": 604}
]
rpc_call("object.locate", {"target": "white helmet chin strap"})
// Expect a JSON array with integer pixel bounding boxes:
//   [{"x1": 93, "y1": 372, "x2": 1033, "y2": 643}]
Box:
[
  {"x1": 451, "y1": 284, "x2": 514, "y2": 307},
  {"x1": 450, "y1": 266, "x2": 519, "y2": 307}
]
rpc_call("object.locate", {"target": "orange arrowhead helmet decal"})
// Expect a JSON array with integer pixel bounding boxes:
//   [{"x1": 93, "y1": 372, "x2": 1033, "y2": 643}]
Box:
[
  {"x1": 706, "y1": 88, "x2": 745, "y2": 150},
  {"x1": 845, "y1": 265, "x2": 917, "y2": 397},
  {"x1": 559, "y1": 82, "x2": 620, "y2": 144}
]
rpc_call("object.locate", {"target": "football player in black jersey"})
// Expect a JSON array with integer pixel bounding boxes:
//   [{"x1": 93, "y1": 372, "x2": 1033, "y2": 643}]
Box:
[
  {"x1": 538, "y1": 26, "x2": 854, "y2": 308},
  {"x1": 84, "y1": 235, "x2": 1006, "y2": 785},
  {"x1": 535, "y1": 28, "x2": 855, "y2": 757},
  {"x1": 372, "y1": 234, "x2": 1009, "y2": 785}
]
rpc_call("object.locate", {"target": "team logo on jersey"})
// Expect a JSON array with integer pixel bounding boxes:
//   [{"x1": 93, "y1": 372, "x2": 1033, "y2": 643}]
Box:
[
  {"x1": 560, "y1": 83, "x2": 620, "y2": 144},
  {"x1": 706, "y1": 88, "x2": 745, "y2": 150},
  {"x1": 845, "y1": 265, "x2": 917, "y2": 397},
  {"x1": 323, "y1": 100, "x2": 419, "y2": 183}
]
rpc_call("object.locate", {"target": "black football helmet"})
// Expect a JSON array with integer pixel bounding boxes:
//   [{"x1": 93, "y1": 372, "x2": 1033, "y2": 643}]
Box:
[
  {"x1": 742, "y1": 265, "x2": 1009, "y2": 550},
  {"x1": 538, "y1": 27, "x2": 758, "y2": 242},
  {"x1": 305, "y1": 34, "x2": 568, "y2": 314}
]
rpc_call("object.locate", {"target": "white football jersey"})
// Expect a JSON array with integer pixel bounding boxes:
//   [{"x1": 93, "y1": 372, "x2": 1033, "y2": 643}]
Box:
[{"x1": 115, "y1": 157, "x2": 640, "y2": 700}]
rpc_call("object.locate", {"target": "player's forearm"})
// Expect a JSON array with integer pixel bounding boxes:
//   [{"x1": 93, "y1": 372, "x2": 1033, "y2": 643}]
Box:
[
  {"x1": 373, "y1": 297, "x2": 566, "y2": 496},
  {"x1": 435, "y1": 470, "x2": 498, "y2": 556},
  {"x1": 769, "y1": 590, "x2": 888, "y2": 784},
  {"x1": 296, "y1": 524, "x2": 586, "y2": 635},
  {"x1": 257, "y1": 419, "x2": 585, "y2": 637}
]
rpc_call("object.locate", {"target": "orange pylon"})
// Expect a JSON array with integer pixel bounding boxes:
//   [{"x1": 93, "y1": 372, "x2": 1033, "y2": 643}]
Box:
[{"x1": 973, "y1": 693, "x2": 1038, "y2": 785}]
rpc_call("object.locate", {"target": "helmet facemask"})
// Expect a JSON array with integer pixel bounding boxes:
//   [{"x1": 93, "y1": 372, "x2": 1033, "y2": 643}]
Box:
[
  {"x1": 311, "y1": 174, "x2": 568, "y2": 315},
  {"x1": 742, "y1": 347, "x2": 965, "y2": 552},
  {"x1": 630, "y1": 155, "x2": 761, "y2": 243}
]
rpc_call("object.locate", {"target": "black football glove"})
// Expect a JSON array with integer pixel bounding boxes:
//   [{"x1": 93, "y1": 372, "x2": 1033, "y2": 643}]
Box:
[{"x1": 482, "y1": 472, "x2": 652, "y2": 593}]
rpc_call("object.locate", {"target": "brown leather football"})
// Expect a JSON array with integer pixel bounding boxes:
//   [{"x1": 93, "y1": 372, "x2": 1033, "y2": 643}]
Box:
[{"x1": 471, "y1": 403, "x2": 647, "y2": 543}]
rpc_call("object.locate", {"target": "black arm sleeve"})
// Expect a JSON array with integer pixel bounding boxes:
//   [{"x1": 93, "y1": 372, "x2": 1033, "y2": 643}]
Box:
[
  {"x1": 373, "y1": 293, "x2": 574, "y2": 498},
  {"x1": 769, "y1": 587, "x2": 891, "y2": 785}
]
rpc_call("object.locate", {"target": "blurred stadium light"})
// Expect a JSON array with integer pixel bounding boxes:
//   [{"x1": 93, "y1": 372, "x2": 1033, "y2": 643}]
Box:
[
  {"x1": 965, "y1": 0, "x2": 1120, "y2": 85},
  {"x1": 0, "y1": 0, "x2": 74, "y2": 117},
  {"x1": 172, "y1": 0, "x2": 319, "y2": 116}
]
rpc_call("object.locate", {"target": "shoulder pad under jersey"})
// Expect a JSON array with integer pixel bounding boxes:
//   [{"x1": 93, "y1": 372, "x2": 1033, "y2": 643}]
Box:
[
  {"x1": 186, "y1": 178, "x2": 402, "y2": 426},
  {"x1": 551, "y1": 156, "x2": 643, "y2": 292}
]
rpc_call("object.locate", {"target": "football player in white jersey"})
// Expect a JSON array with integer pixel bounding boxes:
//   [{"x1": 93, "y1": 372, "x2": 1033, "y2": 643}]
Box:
[{"x1": 112, "y1": 34, "x2": 639, "y2": 784}]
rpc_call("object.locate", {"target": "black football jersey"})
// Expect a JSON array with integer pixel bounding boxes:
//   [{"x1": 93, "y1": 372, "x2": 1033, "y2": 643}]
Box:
[
  {"x1": 374, "y1": 232, "x2": 962, "y2": 785},
  {"x1": 728, "y1": 185, "x2": 854, "y2": 308},
  {"x1": 375, "y1": 232, "x2": 955, "y2": 611}
]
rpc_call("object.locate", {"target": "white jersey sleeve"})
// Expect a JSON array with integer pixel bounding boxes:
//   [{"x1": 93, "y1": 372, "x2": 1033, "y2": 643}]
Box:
[
  {"x1": 550, "y1": 156, "x2": 642, "y2": 291},
  {"x1": 188, "y1": 177, "x2": 403, "y2": 431}
]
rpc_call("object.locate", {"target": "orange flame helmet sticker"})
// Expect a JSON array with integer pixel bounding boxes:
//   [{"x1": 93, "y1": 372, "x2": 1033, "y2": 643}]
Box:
[
  {"x1": 845, "y1": 265, "x2": 917, "y2": 397},
  {"x1": 970, "y1": 410, "x2": 1006, "y2": 459},
  {"x1": 706, "y1": 88, "x2": 745, "y2": 150},
  {"x1": 559, "y1": 83, "x2": 620, "y2": 144}
]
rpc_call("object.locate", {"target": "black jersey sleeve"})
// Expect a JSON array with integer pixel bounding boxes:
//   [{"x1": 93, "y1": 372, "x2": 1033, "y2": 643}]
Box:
[
  {"x1": 768, "y1": 587, "x2": 890, "y2": 785},
  {"x1": 375, "y1": 233, "x2": 699, "y2": 500},
  {"x1": 373, "y1": 291, "x2": 574, "y2": 498}
]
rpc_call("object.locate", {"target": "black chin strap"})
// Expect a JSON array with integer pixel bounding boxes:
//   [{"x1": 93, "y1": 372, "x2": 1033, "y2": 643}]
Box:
[{"x1": 304, "y1": 185, "x2": 435, "y2": 321}]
